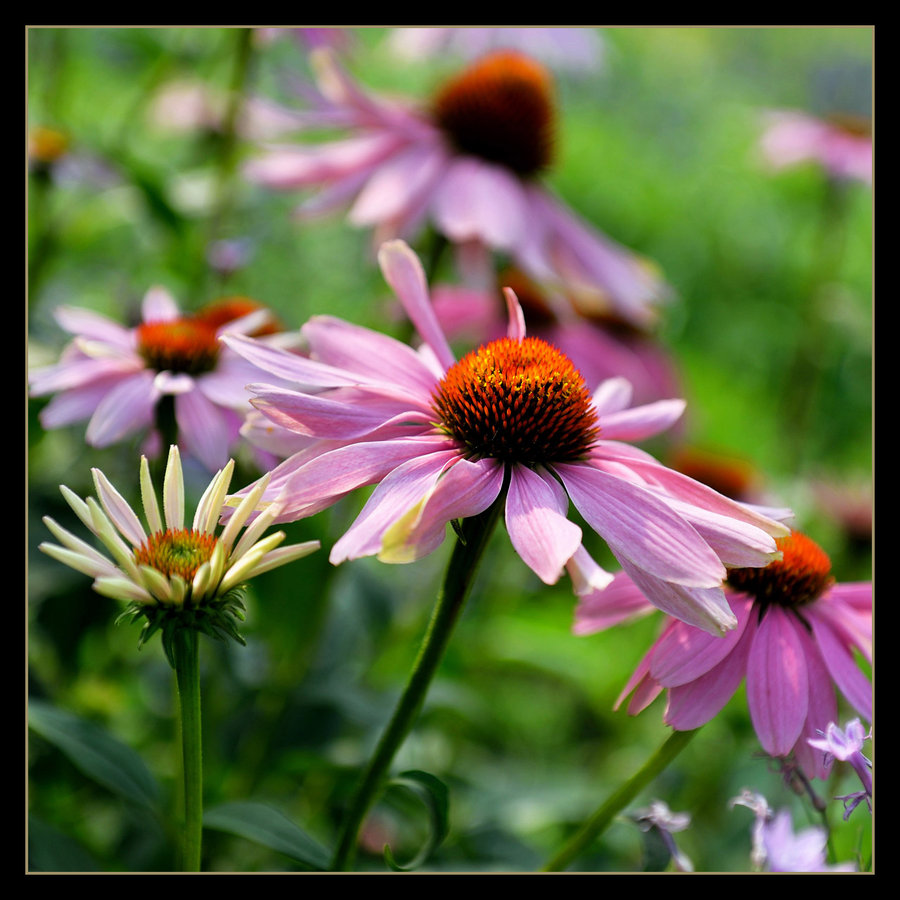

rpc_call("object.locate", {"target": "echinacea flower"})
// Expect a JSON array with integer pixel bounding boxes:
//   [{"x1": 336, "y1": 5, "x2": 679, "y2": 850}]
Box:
[
  {"x1": 224, "y1": 239, "x2": 788, "y2": 636},
  {"x1": 583, "y1": 531, "x2": 871, "y2": 779},
  {"x1": 808, "y1": 718, "x2": 872, "y2": 819},
  {"x1": 28, "y1": 287, "x2": 286, "y2": 471},
  {"x1": 39, "y1": 444, "x2": 319, "y2": 661},
  {"x1": 244, "y1": 48, "x2": 669, "y2": 329},
  {"x1": 758, "y1": 109, "x2": 873, "y2": 184}
]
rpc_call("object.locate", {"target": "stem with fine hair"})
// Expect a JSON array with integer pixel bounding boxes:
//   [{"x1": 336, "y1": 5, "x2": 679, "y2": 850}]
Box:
[
  {"x1": 542, "y1": 727, "x2": 700, "y2": 872},
  {"x1": 330, "y1": 489, "x2": 506, "y2": 872},
  {"x1": 172, "y1": 627, "x2": 204, "y2": 872}
]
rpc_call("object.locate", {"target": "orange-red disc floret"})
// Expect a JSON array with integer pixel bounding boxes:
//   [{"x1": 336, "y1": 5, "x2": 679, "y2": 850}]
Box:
[
  {"x1": 726, "y1": 530, "x2": 835, "y2": 609},
  {"x1": 433, "y1": 336, "x2": 599, "y2": 465},
  {"x1": 136, "y1": 317, "x2": 221, "y2": 375},
  {"x1": 195, "y1": 296, "x2": 281, "y2": 336},
  {"x1": 432, "y1": 50, "x2": 556, "y2": 178},
  {"x1": 134, "y1": 528, "x2": 221, "y2": 583}
]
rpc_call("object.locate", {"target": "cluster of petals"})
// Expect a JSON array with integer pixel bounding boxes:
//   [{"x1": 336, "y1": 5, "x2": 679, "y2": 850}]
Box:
[
  {"x1": 385, "y1": 27, "x2": 606, "y2": 74},
  {"x1": 243, "y1": 48, "x2": 668, "y2": 330},
  {"x1": 39, "y1": 445, "x2": 319, "y2": 609},
  {"x1": 224, "y1": 239, "x2": 788, "y2": 637},
  {"x1": 758, "y1": 109, "x2": 873, "y2": 184},
  {"x1": 580, "y1": 562, "x2": 871, "y2": 778},
  {"x1": 29, "y1": 286, "x2": 287, "y2": 471}
]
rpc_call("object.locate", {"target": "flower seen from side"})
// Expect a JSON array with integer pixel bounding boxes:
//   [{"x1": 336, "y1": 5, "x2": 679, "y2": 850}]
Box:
[
  {"x1": 223, "y1": 239, "x2": 789, "y2": 637},
  {"x1": 758, "y1": 109, "x2": 873, "y2": 184},
  {"x1": 244, "y1": 48, "x2": 669, "y2": 329},
  {"x1": 633, "y1": 799, "x2": 693, "y2": 872},
  {"x1": 581, "y1": 530, "x2": 871, "y2": 779},
  {"x1": 29, "y1": 287, "x2": 286, "y2": 471},
  {"x1": 39, "y1": 445, "x2": 319, "y2": 662}
]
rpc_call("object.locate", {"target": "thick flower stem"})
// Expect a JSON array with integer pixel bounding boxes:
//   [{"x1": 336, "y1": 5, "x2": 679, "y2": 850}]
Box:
[
  {"x1": 541, "y1": 727, "x2": 700, "y2": 872},
  {"x1": 172, "y1": 627, "x2": 203, "y2": 872},
  {"x1": 330, "y1": 490, "x2": 506, "y2": 872}
]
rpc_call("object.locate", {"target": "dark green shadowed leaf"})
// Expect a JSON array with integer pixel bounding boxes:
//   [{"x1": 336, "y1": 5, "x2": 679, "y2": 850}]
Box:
[
  {"x1": 203, "y1": 801, "x2": 331, "y2": 870},
  {"x1": 383, "y1": 770, "x2": 450, "y2": 872},
  {"x1": 28, "y1": 699, "x2": 161, "y2": 812}
]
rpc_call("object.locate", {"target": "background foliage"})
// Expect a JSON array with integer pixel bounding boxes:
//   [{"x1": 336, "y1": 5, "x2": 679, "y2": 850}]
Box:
[{"x1": 27, "y1": 26, "x2": 873, "y2": 873}]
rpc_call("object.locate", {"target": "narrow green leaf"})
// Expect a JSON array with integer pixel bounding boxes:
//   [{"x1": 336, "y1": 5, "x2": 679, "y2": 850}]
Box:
[
  {"x1": 28, "y1": 699, "x2": 161, "y2": 812},
  {"x1": 383, "y1": 769, "x2": 450, "y2": 872},
  {"x1": 203, "y1": 801, "x2": 331, "y2": 870}
]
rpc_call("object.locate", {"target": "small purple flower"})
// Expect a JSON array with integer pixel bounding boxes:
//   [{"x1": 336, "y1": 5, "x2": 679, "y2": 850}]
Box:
[
  {"x1": 634, "y1": 799, "x2": 693, "y2": 872},
  {"x1": 808, "y1": 719, "x2": 873, "y2": 819},
  {"x1": 762, "y1": 809, "x2": 855, "y2": 873}
]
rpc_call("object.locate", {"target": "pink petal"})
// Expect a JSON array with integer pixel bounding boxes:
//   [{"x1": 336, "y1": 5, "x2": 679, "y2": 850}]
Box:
[
  {"x1": 377, "y1": 240, "x2": 456, "y2": 371},
  {"x1": 348, "y1": 142, "x2": 447, "y2": 226},
  {"x1": 378, "y1": 456, "x2": 504, "y2": 563},
  {"x1": 85, "y1": 371, "x2": 159, "y2": 446},
  {"x1": 141, "y1": 286, "x2": 181, "y2": 322},
  {"x1": 746, "y1": 607, "x2": 809, "y2": 757},
  {"x1": 503, "y1": 287, "x2": 527, "y2": 341},
  {"x1": 572, "y1": 567, "x2": 653, "y2": 634},
  {"x1": 301, "y1": 315, "x2": 439, "y2": 395},
  {"x1": 791, "y1": 627, "x2": 838, "y2": 780},
  {"x1": 650, "y1": 594, "x2": 754, "y2": 685},
  {"x1": 615, "y1": 644, "x2": 667, "y2": 715},
  {"x1": 53, "y1": 306, "x2": 134, "y2": 349},
  {"x1": 617, "y1": 555, "x2": 737, "y2": 636},
  {"x1": 175, "y1": 389, "x2": 233, "y2": 472},
  {"x1": 505, "y1": 465, "x2": 581, "y2": 585},
  {"x1": 430, "y1": 157, "x2": 528, "y2": 250},
  {"x1": 807, "y1": 607, "x2": 872, "y2": 721},
  {"x1": 591, "y1": 377, "x2": 634, "y2": 416},
  {"x1": 664, "y1": 619, "x2": 755, "y2": 731},
  {"x1": 329, "y1": 449, "x2": 459, "y2": 563},
  {"x1": 556, "y1": 461, "x2": 726, "y2": 588},
  {"x1": 598, "y1": 398, "x2": 686, "y2": 442}
]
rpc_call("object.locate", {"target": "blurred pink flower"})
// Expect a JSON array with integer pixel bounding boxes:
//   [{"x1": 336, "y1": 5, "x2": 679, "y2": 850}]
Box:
[
  {"x1": 581, "y1": 531, "x2": 871, "y2": 779},
  {"x1": 386, "y1": 27, "x2": 605, "y2": 74},
  {"x1": 761, "y1": 809, "x2": 856, "y2": 872},
  {"x1": 429, "y1": 268, "x2": 681, "y2": 407},
  {"x1": 224, "y1": 240, "x2": 789, "y2": 635},
  {"x1": 29, "y1": 288, "x2": 285, "y2": 472},
  {"x1": 244, "y1": 48, "x2": 670, "y2": 329},
  {"x1": 759, "y1": 110, "x2": 872, "y2": 184}
]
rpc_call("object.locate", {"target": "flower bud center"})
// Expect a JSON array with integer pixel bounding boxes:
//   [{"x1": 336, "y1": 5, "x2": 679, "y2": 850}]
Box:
[{"x1": 134, "y1": 528, "x2": 220, "y2": 583}]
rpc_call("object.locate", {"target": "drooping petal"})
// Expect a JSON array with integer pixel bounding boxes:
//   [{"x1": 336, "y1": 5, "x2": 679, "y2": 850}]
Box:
[
  {"x1": 791, "y1": 628, "x2": 839, "y2": 781},
  {"x1": 175, "y1": 389, "x2": 233, "y2": 472},
  {"x1": 52, "y1": 305, "x2": 135, "y2": 350},
  {"x1": 572, "y1": 566, "x2": 653, "y2": 634},
  {"x1": 664, "y1": 619, "x2": 755, "y2": 731},
  {"x1": 85, "y1": 371, "x2": 159, "y2": 447},
  {"x1": 378, "y1": 456, "x2": 504, "y2": 563},
  {"x1": 505, "y1": 465, "x2": 581, "y2": 585},
  {"x1": 650, "y1": 594, "x2": 754, "y2": 685},
  {"x1": 746, "y1": 606, "x2": 809, "y2": 757},
  {"x1": 556, "y1": 461, "x2": 726, "y2": 588},
  {"x1": 807, "y1": 608, "x2": 872, "y2": 721},
  {"x1": 329, "y1": 449, "x2": 459, "y2": 564}
]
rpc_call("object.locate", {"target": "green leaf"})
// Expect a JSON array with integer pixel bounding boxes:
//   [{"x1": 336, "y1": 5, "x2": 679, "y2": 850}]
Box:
[
  {"x1": 28, "y1": 814, "x2": 99, "y2": 872},
  {"x1": 203, "y1": 801, "x2": 331, "y2": 871},
  {"x1": 383, "y1": 770, "x2": 450, "y2": 872},
  {"x1": 28, "y1": 699, "x2": 161, "y2": 812}
]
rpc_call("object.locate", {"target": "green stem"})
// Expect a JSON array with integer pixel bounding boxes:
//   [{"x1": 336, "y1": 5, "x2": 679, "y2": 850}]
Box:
[
  {"x1": 172, "y1": 627, "x2": 203, "y2": 872},
  {"x1": 542, "y1": 727, "x2": 700, "y2": 872},
  {"x1": 330, "y1": 489, "x2": 506, "y2": 871}
]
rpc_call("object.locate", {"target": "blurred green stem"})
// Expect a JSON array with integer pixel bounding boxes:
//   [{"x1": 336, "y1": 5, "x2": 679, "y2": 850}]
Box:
[
  {"x1": 330, "y1": 485, "x2": 507, "y2": 872},
  {"x1": 172, "y1": 627, "x2": 203, "y2": 872},
  {"x1": 542, "y1": 727, "x2": 699, "y2": 872}
]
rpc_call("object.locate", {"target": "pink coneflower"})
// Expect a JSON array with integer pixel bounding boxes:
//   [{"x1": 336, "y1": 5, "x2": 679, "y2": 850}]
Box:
[
  {"x1": 29, "y1": 288, "x2": 285, "y2": 472},
  {"x1": 758, "y1": 109, "x2": 873, "y2": 184},
  {"x1": 244, "y1": 48, "x2": 669, "y2": 329},
  {"x1": 583, "y1": 531, "x2": 872, "y2": 779},
  {"x1": 224, "y1": 240, "x2": 788, "y2": 636},
  {"x1": 429, "y1": 267, "x2": 681, "y2": 408}
]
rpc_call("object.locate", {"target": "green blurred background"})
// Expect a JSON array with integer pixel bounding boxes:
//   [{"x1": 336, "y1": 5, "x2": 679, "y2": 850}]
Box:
[{"x1": 27, "y1": 26, "x2": 873, "y2": 873}]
